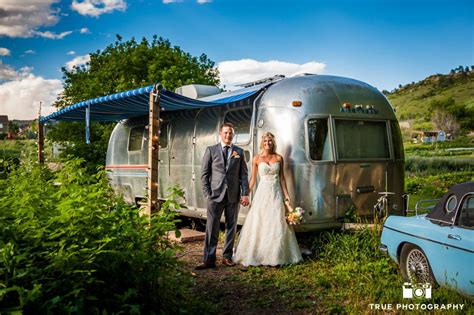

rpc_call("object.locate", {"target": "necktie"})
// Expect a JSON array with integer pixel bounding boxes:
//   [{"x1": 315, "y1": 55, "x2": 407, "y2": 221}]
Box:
[{"x1": 223, "y1": 146, "x2": 230, "y2": 168}]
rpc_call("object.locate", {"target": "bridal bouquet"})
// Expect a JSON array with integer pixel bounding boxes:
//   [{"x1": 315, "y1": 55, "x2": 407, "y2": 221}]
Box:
[{"x1": 286, "y1": 207, "x2": 305, "y2": 225}]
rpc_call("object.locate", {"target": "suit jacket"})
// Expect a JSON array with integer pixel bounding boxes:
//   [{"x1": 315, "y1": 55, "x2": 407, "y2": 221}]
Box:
[{"x1": 201, "y1": 143, "x2": 249, "y2": 203}]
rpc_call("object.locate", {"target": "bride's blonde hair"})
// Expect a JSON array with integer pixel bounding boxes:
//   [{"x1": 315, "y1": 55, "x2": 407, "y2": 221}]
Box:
[{"x1": 259, "y1": 132, "x2": 277, "y2": 154}]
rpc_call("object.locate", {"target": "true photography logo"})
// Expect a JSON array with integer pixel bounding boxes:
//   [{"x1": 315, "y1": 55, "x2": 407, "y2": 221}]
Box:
[
  {"x1": 368, "y1": 282, "x2": 465, "y2": 311},
  {"x1": 402, "y1": 282, "x2": 432, "y2": 299}
]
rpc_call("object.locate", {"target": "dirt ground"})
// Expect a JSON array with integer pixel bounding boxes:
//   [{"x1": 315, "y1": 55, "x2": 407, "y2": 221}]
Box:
[{"x1": 177, "y1": 238, "x2": 317, "y2": 315}]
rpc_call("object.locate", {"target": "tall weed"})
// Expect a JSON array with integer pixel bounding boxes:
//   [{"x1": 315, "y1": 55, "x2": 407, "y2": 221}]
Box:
[
  {"x1": 406, "y1": 157, "x2": 473, "y2": 175},
  {"x1": 0, "y1": 158, "x2": 199, "y2": 314}
]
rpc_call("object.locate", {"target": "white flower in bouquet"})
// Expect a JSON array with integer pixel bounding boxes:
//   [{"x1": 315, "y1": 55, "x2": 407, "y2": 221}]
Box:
[{"x1": 286, "y1": 206, "x2": 305, "y2": 225}]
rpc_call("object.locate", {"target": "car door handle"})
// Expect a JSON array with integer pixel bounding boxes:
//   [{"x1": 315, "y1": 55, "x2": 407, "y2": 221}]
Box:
[{"x1": 448, "y1": 234, "x2": 461, "y2": 241}]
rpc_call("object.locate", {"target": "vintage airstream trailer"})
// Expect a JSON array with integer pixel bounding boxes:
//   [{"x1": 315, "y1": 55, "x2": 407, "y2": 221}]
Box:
[{"x1": 106, "y1": 75, "x2": 405, "y2": 231}]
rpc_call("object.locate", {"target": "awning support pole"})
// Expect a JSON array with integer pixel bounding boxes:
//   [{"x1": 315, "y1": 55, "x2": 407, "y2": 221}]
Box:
[
  {"x1": 146, "y1": 84, "x2": 162, "y2": 216},
  {"x1": 38, "y1": 121, "x2": 44, "y2": 164},
  {"x1": 85, "y1": 104, "x2": 91, "y2": 144}
]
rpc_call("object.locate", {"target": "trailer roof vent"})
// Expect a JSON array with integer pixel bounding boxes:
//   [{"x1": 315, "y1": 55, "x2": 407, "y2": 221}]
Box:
[
  {"x1": 174, "y1": 84, "x2": 221, "y2": 99},
  {"x1": 293, "y1": 73, "x2": 316, "y2": 77},
  {"x1": 236, "y1": 74, "x2": 285, "y2": 88}
]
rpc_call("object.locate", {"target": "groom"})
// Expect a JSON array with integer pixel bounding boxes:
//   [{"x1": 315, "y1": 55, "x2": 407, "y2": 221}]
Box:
[{"x1": 197, "y1": 122, "x2": 249, "y2": 269}]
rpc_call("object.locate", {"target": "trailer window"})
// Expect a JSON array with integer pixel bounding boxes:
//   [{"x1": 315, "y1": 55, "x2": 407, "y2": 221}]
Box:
[
  {"x1": 128, "y1": 126, "x2": 145, "y2": 151},
  {"x1": 308, "y1": 118, "x2": 332, "y2": 161},
  {"x1": 224, "y1": 107, "x2": 253, "y2": 144},
  {"x1": 335, "y1": 120, "x2": 389, "y2": 160}
]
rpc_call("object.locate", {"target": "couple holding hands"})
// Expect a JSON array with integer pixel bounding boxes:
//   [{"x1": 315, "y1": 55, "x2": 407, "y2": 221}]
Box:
[{"x1": 196, "y1": 122, "x2": 302, "y2": 270}]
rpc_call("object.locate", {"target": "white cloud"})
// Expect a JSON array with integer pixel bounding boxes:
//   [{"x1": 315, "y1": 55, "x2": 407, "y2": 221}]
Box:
[
  {"x1": 0, "y1": 75, "x2": 63, "y2": 119},
  {"x1": 0, "y1": 63, "x2": 34, "y2": 82},
  {"x1": 65, "y1": 54, "x2": 91, "y2": 71},
  {"x1": 162, "y1": 0, "x2": 183, "y2": 3},
  {"x1": 0, "y1": 63, "x2": 19, "y2": 81},
  {"x1": 197, "y1": 0, "x2": 212, "y2": 3},
  {"x1": 0, "y1": 62, "x2": 62, "y2": 119},
  {"x1": 0, "y1": 0, "x2": 63, "y2": 38},
  {"x1": 67, "y1": 51, "x2": 76, "y2": 55},
  {"x1": 71, "y1": 0, "x2": 127, "y2": 17},
  {"x1": 217, "y1": 59, "x2": 326, "y2": 87},
  {"x1": 0, "y1": 48, "x2": 11, "y2": 56},
  {"x1": 32, "y1": 30, "x2": 73, "y2": 39},
  {"x1": 24, "y1": 50, "x2": 36, "y2": 55},
  {"x1": 80, "y1": 27, "x2": 90, "y2": 34}
]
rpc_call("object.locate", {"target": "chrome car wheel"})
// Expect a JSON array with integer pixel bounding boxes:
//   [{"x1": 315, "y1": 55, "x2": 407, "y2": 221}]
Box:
[{"x1": 400, "y1": 244, "x2": 435, "y2": 285}]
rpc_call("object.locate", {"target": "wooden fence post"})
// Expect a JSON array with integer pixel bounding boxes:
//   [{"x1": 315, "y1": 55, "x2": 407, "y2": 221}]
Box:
[
  {"x1": 38, "y1": 121, "x2": 44, "y2": 164},
  {"x1": 146, "y1": 87, "x2": 161, "y2": 216}
]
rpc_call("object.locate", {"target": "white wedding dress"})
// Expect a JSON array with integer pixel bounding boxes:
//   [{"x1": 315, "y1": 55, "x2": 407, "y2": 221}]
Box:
[{"x1": 234, "y1": 162, "x2": 302, "y2": 266}]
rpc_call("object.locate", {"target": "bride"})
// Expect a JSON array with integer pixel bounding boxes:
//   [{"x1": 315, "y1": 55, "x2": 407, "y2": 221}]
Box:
[{"x1": 233, "y1": 132, "x2": 302, "y2": 266}]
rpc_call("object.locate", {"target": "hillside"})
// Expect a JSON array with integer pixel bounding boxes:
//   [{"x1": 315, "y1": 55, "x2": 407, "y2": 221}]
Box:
[{"x1": 385, "y1": 68, "x2": 474, "y2": 130}]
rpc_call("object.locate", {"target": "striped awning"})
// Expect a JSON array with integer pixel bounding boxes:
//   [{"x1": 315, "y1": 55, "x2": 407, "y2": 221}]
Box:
[{"x1": 40, "y1": 83, "x2": 268, "y2": 123}]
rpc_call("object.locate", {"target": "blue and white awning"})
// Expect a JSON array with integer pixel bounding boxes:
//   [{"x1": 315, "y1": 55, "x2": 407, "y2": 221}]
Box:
[{"x1": 40, "y1": 82, "x2": 269, "y2": 123}]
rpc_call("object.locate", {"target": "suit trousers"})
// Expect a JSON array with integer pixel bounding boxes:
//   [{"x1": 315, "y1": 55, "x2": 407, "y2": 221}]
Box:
[{"x1": 203, "y1": 192, "x2": 240, "y2": 262}]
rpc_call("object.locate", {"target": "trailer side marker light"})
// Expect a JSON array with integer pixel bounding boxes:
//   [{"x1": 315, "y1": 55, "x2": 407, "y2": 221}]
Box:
[
  {"x1": 292, "y1": 101, "x2": 302, "y2": 107},
  {"x1": 342, "y1": 102, "x2": 352, "y2": 109}
]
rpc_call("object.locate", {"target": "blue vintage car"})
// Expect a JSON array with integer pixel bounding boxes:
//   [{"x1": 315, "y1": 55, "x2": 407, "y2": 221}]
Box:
[{"x1": 380, "y1": 181, "x2": 474, "y2": 296}]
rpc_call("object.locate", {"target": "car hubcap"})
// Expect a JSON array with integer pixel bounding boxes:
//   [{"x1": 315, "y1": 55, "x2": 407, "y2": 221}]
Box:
[{"x1": 406, "y1": 249, "x2": 430, "y2": 283}]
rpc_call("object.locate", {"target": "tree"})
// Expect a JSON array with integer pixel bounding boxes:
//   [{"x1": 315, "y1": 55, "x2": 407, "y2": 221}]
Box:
[
  {"x1": 49, "y1": 35, "x2": 219, "y2": 169},
  {"x1": 8, "y1": 121, "x2": 19, "y2": 135},
  {"x1": 429, "y1": 97, "x2": 473, "y2": 134},
  {"x1": 55, "y1": 35, "x2": 219, "y2": 107},
  {"x1": 431, "y1": 109, "x2": 460, "y2": 136}
]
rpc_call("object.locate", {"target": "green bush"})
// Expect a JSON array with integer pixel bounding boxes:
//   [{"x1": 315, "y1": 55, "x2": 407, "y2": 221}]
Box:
[
  {"x1": 0, "y1": 159, "x2": 198, "y2": 314},
  {"x1": 405, "y1": 157, "x2": 473, "y2": 174},
  {"x1": 405, "y1": 171, "x2": 474, "y2": 197}
]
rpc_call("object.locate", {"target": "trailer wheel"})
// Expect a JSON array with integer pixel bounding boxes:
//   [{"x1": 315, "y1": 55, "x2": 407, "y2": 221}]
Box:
[
  {"x1": 190, "y1": 218, "x2": 206, "y2": 231},
  {"x1": 400, "y1": 244, "x2": 436, "y2": 285}
]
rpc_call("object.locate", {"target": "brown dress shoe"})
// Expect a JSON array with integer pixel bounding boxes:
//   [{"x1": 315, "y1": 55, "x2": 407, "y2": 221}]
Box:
[
  {"x1": 195, "y1": 262, "x2": 216, "y2": 270},
  {"x1": 221, "y1": 258, "x2": 236, "y2": 267}
]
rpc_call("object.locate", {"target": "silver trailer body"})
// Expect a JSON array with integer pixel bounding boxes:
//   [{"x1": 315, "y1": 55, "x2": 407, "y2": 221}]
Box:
[{"x1": 106, "y1": 75, "x2": 405, "y2": 231}]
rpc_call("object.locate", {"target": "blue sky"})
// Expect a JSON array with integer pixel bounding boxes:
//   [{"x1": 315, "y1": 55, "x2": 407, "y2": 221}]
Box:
[{"x1": 0, "y1": 0, "x2": 473, "y2": 119}]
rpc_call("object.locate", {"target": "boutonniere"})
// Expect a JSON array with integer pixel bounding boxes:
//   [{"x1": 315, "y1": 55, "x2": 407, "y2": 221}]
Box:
[{"x1": 231, "y1": 151, "x2": 240, "y2": 159}]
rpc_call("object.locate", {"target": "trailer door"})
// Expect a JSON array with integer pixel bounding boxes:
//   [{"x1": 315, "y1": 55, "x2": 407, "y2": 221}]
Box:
[{"x1": 333, "y1": 119, "x2": 392, "y2": 218}]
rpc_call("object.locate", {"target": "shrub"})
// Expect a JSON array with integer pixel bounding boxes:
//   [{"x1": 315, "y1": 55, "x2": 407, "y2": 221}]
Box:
[
  {"x1": 405, "y1": 157, "x2": 473, "y2": 174},
  {"x1": 405, "y1": 171, "x2": 474, "y2": 197},
  {"x1": 0, "y1": 159, "x2": 198, "y2": 314}
]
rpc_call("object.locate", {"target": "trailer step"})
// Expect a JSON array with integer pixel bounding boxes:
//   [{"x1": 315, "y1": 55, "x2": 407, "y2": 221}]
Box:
[{"x1": 168, "y1": 228, "x2": 205, "y2": 243}]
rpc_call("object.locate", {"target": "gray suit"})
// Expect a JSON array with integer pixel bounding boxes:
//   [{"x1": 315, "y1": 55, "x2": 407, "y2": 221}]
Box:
[{"x1": 201, "y1": 143, "x2": 249, "y2": 262}]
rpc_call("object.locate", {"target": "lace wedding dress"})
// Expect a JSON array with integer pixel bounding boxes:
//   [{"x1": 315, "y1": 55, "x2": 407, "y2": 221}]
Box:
[{"x1": 234, "y1": 162, "x2": 302, "y2": 266}]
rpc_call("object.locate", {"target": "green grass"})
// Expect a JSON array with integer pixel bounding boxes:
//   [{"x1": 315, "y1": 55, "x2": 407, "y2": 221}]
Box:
[
  {"x1": 231, "y1": 229, "x2": 473, "y2": 314},
  {"x1": 0, "y1": 140, "x2": 56, "y2": 166},
  {"x1": 0, "y1": 140, "x2": 36, "y2": 160}
]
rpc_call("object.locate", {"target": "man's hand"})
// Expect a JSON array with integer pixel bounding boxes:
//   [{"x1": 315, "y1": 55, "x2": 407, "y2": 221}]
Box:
[{"x1": 240, "y1": 196, "x2": 250, "y2": 206}]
